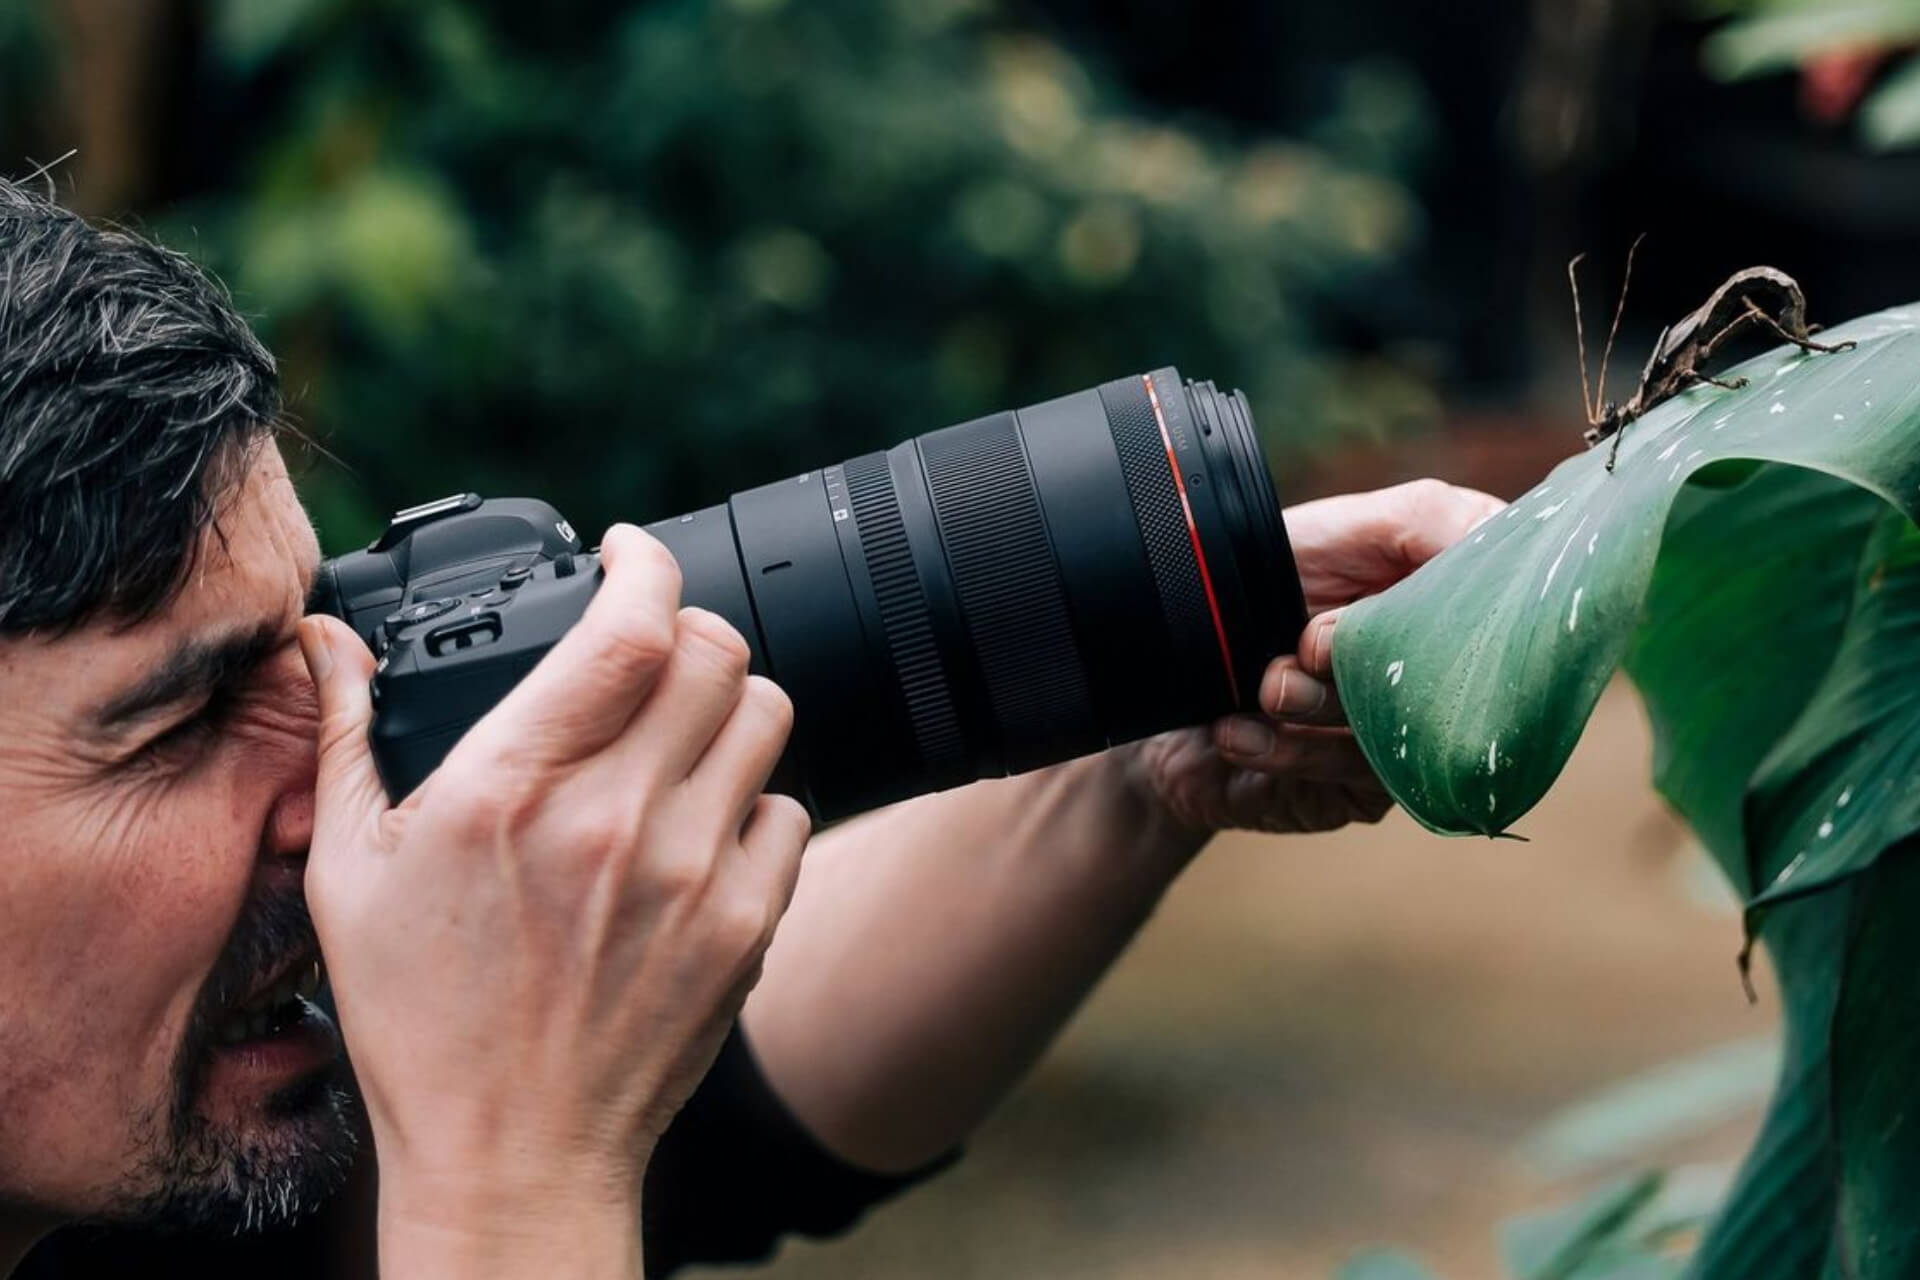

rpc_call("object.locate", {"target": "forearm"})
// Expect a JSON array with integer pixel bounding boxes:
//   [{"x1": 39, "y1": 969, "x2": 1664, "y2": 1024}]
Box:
[{"x1": 742, "y1": 748, "x2": 1205, "y2": 1172}]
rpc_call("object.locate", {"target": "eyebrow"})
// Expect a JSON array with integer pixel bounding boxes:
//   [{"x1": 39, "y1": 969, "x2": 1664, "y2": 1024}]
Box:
[{"x1": 89, "y1": 622, "x2": 284, "y2": 734}]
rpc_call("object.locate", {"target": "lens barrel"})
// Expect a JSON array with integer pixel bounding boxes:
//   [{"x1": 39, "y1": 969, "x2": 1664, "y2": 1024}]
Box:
[{"x1": 646, "y1": 368, "x2": 1306, "y2": 821}]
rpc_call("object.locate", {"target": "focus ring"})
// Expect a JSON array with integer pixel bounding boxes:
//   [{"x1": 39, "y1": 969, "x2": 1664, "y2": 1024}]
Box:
[
  {"x1": 917, "y1": 413, "x2": 1098, "y2": 770},
  {"x1": 1098, "y1": 377, "x2": 1221, "y2": 703},
  {"x1": 842, "y1": 452, "x2": 969, "y2": 777}
]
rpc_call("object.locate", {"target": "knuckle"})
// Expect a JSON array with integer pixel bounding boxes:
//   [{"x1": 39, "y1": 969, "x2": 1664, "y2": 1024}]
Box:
[
  {"x1": 572, "y1": 790, "x2": 678, "y2": 862},
  {"x1": 712, "y1": 886, "x2": 775, "y2": 958},
  {"x1": 442, "y1": 769, "x2": 543, "y2": 841},
  {"x1": 645, "y1": 849, "x2": 711, "y2": 901},
  {"x1": 1258, "y1": 737, "x2": 1306, "y2": 773},
  {"x1": 1397, "y1": 476, "x2": 1453, "y2": 508},
  {"x1": 591, "y1": 611, "x2": 676, "y2": 684},
  {"x1": 764, "y1": 794, "x2": 812, "y2": 848},
  {"x1": 568, "y1": 810, "x2": 630, "y2": 858},
  {"x1": 676, "y1": 608, "x2": 752, "y2": 681}
]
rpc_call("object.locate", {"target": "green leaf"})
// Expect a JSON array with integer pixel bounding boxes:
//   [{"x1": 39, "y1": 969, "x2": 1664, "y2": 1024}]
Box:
[
  {"x1": 1333, "y1": 303, "x2": 1920, "y2": 839},
  {"x1": 1685, "y1": 846, "x2": 1920, "y2": 1278},
  {"x1": 1624, "y1": 466, "x2": 1882, "y2": 891},
  {"x1": 1683, "y1": 892, "x2": 1850, "y2": 1279},
  {"x1": 209, "y1": 0, "x2": 333, "y2": 72},
  {"x1": 1831, "y1": 842, "x2": 1920, "y2": 1276},
  {"x1": 1862, "y1": 56, "x2": 1920, "y2": 151},
  {"x1": 1501, "y1": 1172, "x2": 1676, "y2": 1280},
  {"x1": 1335, "y1": 300, "x2": 1920, "y2": 1277},
  {"x1": 1619, "y1": 466, "x2": 1861, "y2": 1279},
  {"x1": 1704, "y1": 2, "x2": 1920, "y2": 80},
  {"x1": 1745, "y1": 511, "x2": 1920, "y2": 908},
  {"x1": 1521, "y1": 1037, "x2": 1781, "y2": 1178}
]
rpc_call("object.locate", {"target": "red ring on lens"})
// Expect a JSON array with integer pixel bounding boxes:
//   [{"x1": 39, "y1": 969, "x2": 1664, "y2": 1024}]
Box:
[{"x1": 1142, "y1": 375, "x2": 1240, "y2": 706}]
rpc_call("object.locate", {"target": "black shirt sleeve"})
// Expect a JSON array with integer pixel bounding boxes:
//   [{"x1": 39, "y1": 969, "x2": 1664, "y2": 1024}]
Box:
[
  {"x1": 644, "y1": 1024, "x2": 959, "y2": 1276},
  {"x1": 15, "y1": 1023, "x2": 955, "y2": 1278}
]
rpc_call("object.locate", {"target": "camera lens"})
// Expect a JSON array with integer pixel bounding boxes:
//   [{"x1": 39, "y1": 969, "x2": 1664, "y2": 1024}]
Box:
[{"x1": 646, "y1": 368, "x2": 1306, "y2": 822}]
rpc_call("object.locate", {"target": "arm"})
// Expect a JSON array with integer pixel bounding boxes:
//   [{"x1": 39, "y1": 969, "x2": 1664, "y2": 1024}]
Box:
[
  {"x1": 742, "y1": 747, "x2": 1199, "y2": 1172},
  {"x1": 744, "y1": 479, "x2": 1503, "y2": 1173}
]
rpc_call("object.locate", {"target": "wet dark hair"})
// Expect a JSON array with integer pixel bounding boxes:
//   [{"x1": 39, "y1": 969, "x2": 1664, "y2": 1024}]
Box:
[{"x1": 0, "y1": 174, "x2": 281, "y2": 634}]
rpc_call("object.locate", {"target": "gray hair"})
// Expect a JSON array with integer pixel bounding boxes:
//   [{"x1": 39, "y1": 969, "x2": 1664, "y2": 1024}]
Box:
[{"x1": 0, "y1": 175, "x2": 281, "y2": 633}]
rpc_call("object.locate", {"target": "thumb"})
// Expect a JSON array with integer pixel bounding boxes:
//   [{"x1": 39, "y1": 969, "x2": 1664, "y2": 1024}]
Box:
[{"x1": 298, "y1": 615, "x2": 389, "y2": 839}]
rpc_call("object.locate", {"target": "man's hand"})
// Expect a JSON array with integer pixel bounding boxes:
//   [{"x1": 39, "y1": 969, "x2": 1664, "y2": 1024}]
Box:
[
  {"x1": 299, "y1": 524, "x2": 809, "y2": 1277},
  {"x1": 1127, "y1": 478, "x2": 1505, "y2": 835}
]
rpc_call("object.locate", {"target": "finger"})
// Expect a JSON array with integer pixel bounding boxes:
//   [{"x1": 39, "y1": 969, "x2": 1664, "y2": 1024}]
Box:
[
  {"x1": 1297, "y1": 608, "x2": 1343, "y2": 680},
  {"x1": 1356, "y1": 788, "x2": 1395, "y2": 823},
  {"x1": 299, "y1": 616, "x2": 391, "y2": 831},
  {"x1": 1389, "y1": 479, "x2": 1507, "y2": 568},
  {"x1": 1213, "y1": 720, "x2": 1380, "y2": 782},
  {"x1": 1257, "y1": 657, "x2": 1344, "y2": 726},
  {"x1": 456, "y1": 524, "x2": 680, "y2": 770},
  {"x1": 1224, "y1": 770, "x2": 1392, "y2": 834},
  {"x1": 683, "y1": 676, "x2": 797, "y2": 832},
  {"x1": 739, "y1": 793, "x2": 811, "y2": 912},
  {"x1": 610, "y1": 606, "x2": 754, "y2": 784}
]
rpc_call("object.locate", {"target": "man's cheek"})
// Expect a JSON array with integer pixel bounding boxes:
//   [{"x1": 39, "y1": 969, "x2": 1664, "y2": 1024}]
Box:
[
  {"x1": 7, "y1": 793, "x2": 249, "y2": 1083},
  {"x1": 0, "y1": 908, "x2": 188, "y2": 1206},
  {"x1": 0, "y1": 1018, "x2": 123, "y2": 1206}
]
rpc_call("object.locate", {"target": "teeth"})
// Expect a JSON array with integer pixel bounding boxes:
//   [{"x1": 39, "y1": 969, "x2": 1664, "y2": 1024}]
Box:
[
  {"x1": 296, "y1": 959, "x2": 324, "y2": 1001},
  {"x1": 217, "y1": 956, "x2": 324, "y2": 1046}
]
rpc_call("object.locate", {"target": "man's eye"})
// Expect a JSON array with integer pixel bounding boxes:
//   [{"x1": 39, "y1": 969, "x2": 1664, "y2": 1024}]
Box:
[{"x1": 137, "y1": 690, "x2": 237, "y2": 766}]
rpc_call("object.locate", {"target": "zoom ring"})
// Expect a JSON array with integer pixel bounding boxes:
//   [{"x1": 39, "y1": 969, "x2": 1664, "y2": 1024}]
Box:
[
  {"x1": 1098, "y1": 377, "x2": 1221, "y2": 701},
  {"x1": 843, "y1": 452, "x2": 969, "y2": 777},
  {"x1": 917, "y1": 413, "x2": 1096, "y2": 769}
]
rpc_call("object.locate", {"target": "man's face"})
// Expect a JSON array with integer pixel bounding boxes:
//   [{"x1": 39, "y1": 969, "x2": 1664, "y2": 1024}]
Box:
[{"x1": 0, "y1": 445, "x2": 355, "y2": 1234}]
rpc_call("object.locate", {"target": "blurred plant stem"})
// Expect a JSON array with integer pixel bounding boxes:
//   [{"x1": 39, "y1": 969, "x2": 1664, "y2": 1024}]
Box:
[{"x1": 47, "y1": 0, "x2": 184, "y2": 214}]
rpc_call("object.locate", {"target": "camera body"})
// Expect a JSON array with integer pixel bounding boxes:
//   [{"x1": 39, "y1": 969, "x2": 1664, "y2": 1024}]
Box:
[{"x1": 312, "y1": 494, "x2": 628, "y2": 800}]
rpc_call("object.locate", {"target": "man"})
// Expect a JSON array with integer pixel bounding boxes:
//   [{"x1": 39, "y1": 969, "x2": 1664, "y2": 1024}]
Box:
[{"x1": 0, "y1": 177, "x2": 1501, "y2": 1275}]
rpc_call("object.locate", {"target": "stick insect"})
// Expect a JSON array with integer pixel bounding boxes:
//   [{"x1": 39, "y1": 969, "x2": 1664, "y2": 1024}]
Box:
[{"x1": 1569, "y1": 237, "x2": 1856, "y2": 472}]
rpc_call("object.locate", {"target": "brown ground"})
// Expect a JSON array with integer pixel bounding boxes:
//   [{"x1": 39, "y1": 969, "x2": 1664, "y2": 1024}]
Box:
[{"x1": 691, "y1": 679, "x2": 1780, "y2": 1279}]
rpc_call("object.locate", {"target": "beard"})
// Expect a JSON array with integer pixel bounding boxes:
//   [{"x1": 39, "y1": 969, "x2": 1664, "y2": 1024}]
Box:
[{"x1": 103, "y1": 888, "x2": 362, "y2": 1235}]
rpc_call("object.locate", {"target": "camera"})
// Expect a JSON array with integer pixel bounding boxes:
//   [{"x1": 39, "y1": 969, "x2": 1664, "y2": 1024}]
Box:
[{"x1": 310, "y1": 368, "x2": 1307, "y2": 822}]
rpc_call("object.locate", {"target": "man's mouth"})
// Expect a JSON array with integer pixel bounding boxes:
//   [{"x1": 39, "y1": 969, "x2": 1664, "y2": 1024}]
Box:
[{"x1": 215, "y1": 953, "x2": 326, "y2": 1045}]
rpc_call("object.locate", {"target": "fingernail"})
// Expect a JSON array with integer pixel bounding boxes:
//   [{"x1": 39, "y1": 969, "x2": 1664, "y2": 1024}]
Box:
[
  {"x1": 1223, "y1": 718, "x2": 1276, "y2": 757},
  {"x1": 297, "y1": 618, "x2": 334, "y2": 683},
  {"x1": 1311, "y1": 611, "x2": 1340, "y2": 673},
  {"x1": 1270, "y1": 669, "x2": 1330, "y2": 719}
]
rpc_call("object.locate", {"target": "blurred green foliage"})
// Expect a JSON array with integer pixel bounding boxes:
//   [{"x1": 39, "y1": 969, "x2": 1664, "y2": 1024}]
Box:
[
  {"x1": 1704, "y1": 0, "x2": 1920, "y2": 150},
  {"x1": 0, "y1": 3, "x2": 51, "y2": 164},
  {"x1": 103, "y1": 0, "x2": 1435, "y2": 549}
]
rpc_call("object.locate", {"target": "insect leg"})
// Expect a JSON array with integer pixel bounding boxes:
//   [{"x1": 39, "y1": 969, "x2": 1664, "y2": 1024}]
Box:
[
  {"x1": 1688, "y1": 371, "x2": 1749, "y2": 392},
  {"x1": 1739, "y1": 298, "x2": 1856, "y2": 354}
]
